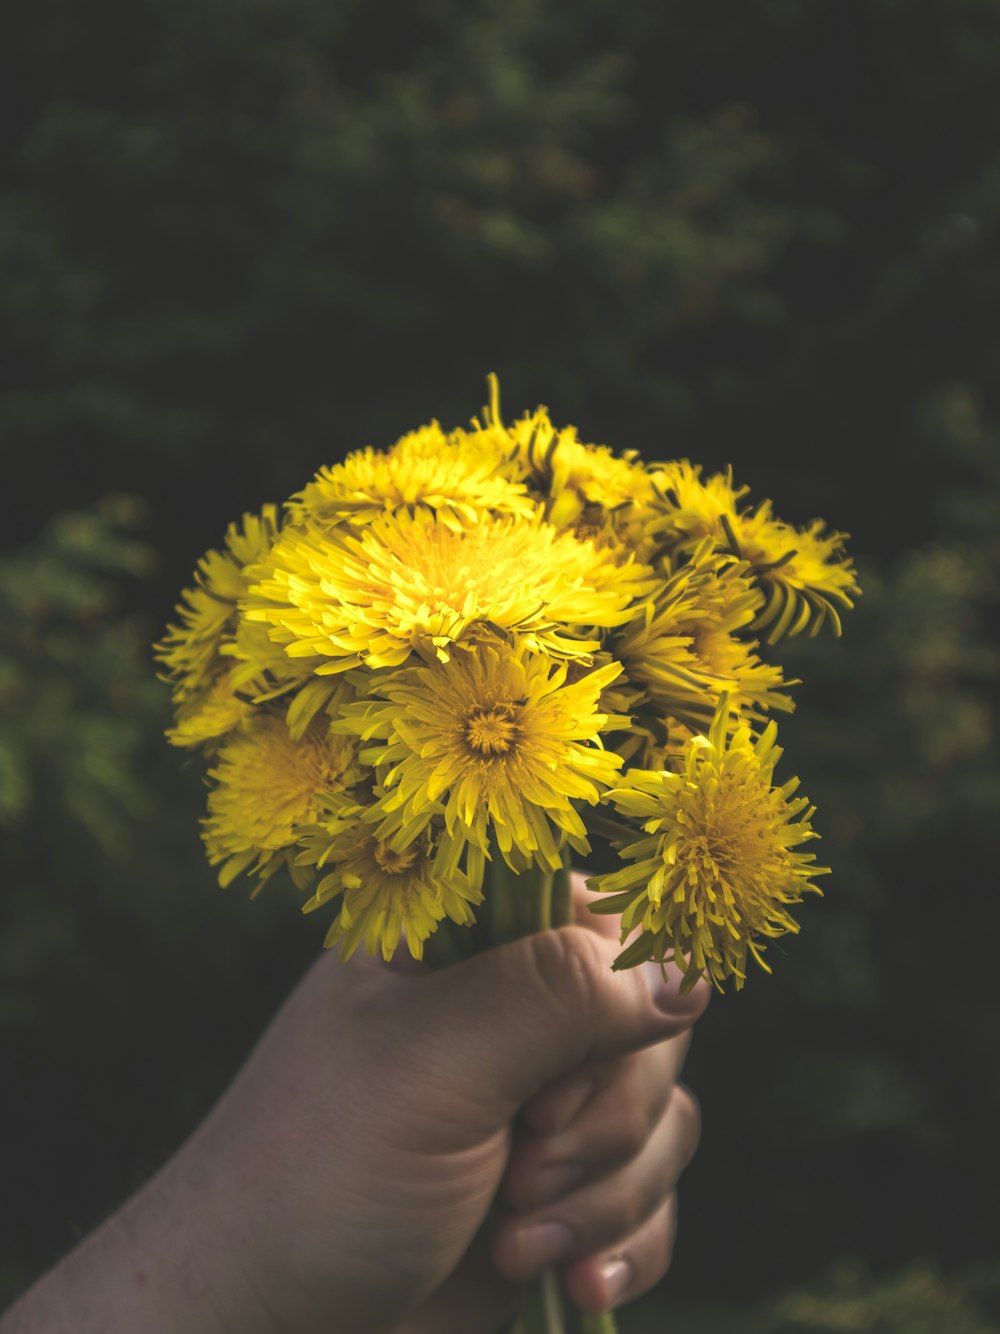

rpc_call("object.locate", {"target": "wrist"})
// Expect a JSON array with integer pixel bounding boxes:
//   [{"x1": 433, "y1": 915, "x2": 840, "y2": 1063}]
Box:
[
  {"x1": 0, "y1": 1142, "x2": 273, "y2": 1334},
  {"x1": 129, "y1": 1131, "x2": 284, "y2": 1334}
]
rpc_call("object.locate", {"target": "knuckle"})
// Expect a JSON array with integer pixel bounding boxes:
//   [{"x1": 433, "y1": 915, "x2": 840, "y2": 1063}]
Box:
[
  {"x1": 603, "y1": 1184, "x2": 644, "y2": 1239},
  {"x1": 574, "y1": 1182, "x2": 643, "y2": 1248},
  {"x1": 557, "y1": 924, "x2": 609, "y2": 991},
  {"x1": 659, "y1": 1194, "x2": 678, "y2": 1274},
  {"x1": 520, "y1": 928, "x2": 602, "y2": 1064},
  {"x1": 603, "y1": 1101, "x2": 650, "y2": 1164},
  {"x1": 536, "y1": 925, "x2": 604, "y2": 1010},
  {"x1": 673, "y1": 1083, "x2": 702, "y2": 1160},
  {"x1": 523, "y1": 929, "x2": 580, "y2": 1009}
]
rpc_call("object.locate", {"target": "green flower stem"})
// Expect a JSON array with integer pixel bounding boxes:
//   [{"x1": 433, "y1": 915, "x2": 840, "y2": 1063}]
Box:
[
  {"x1": 579, "y1": 1314, "x2": 619, "y2": 1334},
  {"x1": 489, "y1": 855, "x2": 522, "y2": 945},
  {"x1": 518, "y1": 861, "x2": 548, "y2": 936},
  {"x1": 519, "y1": 1269, "x2": 568, "y2": 1334},
  {"x1": 423, "y1": 916, "x2": 468, "y2": 968},
  {"x1": 585, "y1": 810, "x2": 636, "y2": 846},
  {"x1": 506, "y1": 1298, "x2": 620, "y2": 1334},
  {"x1": 488, "y1": 856, "x2": 558, "y2": 941},
  {"x1": 538, "y1": 865, "x2": 554, "y2": 931},
  {"x1": 552, "y1": 862, "x2": 572, "y2": 928}
]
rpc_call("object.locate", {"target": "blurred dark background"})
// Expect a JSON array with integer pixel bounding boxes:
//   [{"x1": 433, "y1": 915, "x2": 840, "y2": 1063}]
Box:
[{"x1": 2, "y1": 1, "x2": 999, "y2": 1328}]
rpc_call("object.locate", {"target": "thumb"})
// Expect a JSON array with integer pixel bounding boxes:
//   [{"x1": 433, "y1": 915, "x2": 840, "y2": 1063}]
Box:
[{"x1": 405, "y1": 925, "x2": 710, "y2": 1125}]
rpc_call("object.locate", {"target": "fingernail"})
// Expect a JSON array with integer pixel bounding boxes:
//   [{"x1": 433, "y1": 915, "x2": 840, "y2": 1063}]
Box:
[
  {"x1": 601, "y1": 1255, "x2": 632, "y2": 1305},
  {"x1": 514, "y1": 1221, "x2": 575, "y2": 1272},
  {"x1": 546, "y1": 1079, "x2": 596, "y2": 1132},
  {"x1": 531, "y1": 1161, "x2": 585, "y2": 1207}
]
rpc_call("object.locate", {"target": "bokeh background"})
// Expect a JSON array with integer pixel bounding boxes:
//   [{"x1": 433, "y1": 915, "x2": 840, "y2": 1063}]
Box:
[{"x1": 3, "y1": 2, "x2": 999, "y2": 1328}]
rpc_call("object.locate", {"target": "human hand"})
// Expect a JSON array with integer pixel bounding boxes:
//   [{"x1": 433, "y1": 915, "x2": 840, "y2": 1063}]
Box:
[
  {"x1": 2, "y1": 874, "x2": 707, "y2": 1334},
  {"x1": 188, "y1": 872, "x2": 707, "y2": 1333}
]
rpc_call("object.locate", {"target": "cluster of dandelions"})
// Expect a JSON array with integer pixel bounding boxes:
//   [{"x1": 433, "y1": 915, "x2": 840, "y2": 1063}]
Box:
[{"x1": 157, "y1": 378, "x2": 858, "y2": 992}]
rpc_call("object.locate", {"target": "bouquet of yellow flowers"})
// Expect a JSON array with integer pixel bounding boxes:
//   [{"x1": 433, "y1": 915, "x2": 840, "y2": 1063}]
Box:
[{"x1": 157, "y1": 377, "x2": 857, "y2": 1330}]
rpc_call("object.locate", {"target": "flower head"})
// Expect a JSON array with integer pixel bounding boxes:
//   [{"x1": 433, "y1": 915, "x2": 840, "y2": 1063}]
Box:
[
  {"x1": 479, "y1": 379, "x2": 658, "y2": 556},
  {"x1": 297, "y1": 796, "x2": 481, "y2": 961},
  {"x1": 649, "y1": 463, "x2": 859, "y2": 639},
  {"x1": 287, "y1": 421, "x2": 532, "y2": 530},
  {"x1": 166, "y1": 669, "x2": 250, "y2": 751},
  {"x1": 246, "y1": 511, "x2": 654, "y2": 672},
  {"x1": 648, "y1": 460, "x2": 745, "y2": 544},
  {"x1": 156, "y1": 506, "x2": 281, "y2": 704},
  {"x1": 203, "y1": 715, "x2": 363, "y2": 890},
  {"x1": 223, "y1": 614, "x2": 328, "y2": 710},
  {"x1": 339, "y1": 642, "x2": 628, "y2": 878},
  {"x1": 511, "y1": 407, "x2": 653, "y2": 517},
  {"x1": 726, "y1": 502, "x2": 860, "y2": 641},
  {"x1": 618, "y1": 546, "x2": 794, "y2": 728},
  {"x1": 590, "y1": 698, "x2": 827, "y2": 991}
]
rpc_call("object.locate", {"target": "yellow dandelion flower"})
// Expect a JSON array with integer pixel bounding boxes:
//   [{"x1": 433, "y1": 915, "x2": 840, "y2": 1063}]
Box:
[
  {"x1": 166, "y1": 669, "x2": 251, "y2": 750},
  {"x1": 724, "y1": 502, "x2": 860, "y2": 642},
  {"x1": 282, "y1": 675, "x2": 358, "y2": 742},
  {"x1": 246, "y1": 510, "x2": 655, "y2": 672},
  {"x1": 564, "y1": 659, "x2": 687, "y2": 772},
  {"x1": 649, "y1": 464, "x2": 859, "y2": 640},
  {"x1": 511, "y1": 407, "x2": 653, "y2": 521},
  {"x1": 223, "y1": 613, "x2": 329, "y2": 710},
  {"x1": 620, "y1": 547, "x2": 794, "y2": 725},
  {"x1": 287, "y1": 420, "x2": 533, "y2": 530},
  {"x1": 478, "y1": 377, "x2": 658, "y2": 555},
  {"x1": 590, "y1": 698, "x2": 828, "y2": 992},
  {"x1": 156, "y1": 505, "x2": 281, "y2": 703},
  {"x1": 600, "y1": 667, "x2": 706, "y2": 769},
  {"x1": 648, "y1": 460, "x2": 745, "y2": 543},
  {"x1": 296, "y1": 796, "x2": 481, "y2": 961},
  {"x1": 203, "y1": 715, "x2": 363, "y2": 890},
  {"x1": 339, "y1": 642, "x2": 629, "y2": 878}
]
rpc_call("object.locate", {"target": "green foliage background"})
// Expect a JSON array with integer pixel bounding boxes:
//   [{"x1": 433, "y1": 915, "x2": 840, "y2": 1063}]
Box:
[{"x1": 2, "y1": 1, "x2": 999, "y2": 1327}]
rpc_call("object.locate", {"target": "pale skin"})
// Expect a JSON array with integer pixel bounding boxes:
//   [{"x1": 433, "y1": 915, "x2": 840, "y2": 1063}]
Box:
[{"x1": 2, "y1": 875, "x2": 708, "y2": 1334}]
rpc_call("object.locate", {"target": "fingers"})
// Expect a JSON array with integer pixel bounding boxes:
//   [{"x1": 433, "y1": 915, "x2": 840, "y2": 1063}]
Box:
[
  {"x1": 503, "y1": 1035, "x2": 691, "y2": 1210},
  {"x1": 563, "y1": 1193, "x2": 679, "y2": 1313},
  {"x1": 405, "y1": 924, "x2": 710, "y2": 1124},
  {"x1": 491, "y1": 1082, "x2": 701, "y2": 1286},
  {"x1": 517, "y1": 1001, "x2": 696, "y2": 1140}
]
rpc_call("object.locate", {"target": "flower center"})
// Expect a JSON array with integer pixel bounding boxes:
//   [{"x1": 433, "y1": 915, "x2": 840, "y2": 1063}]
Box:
[
  {"x1": 464, "y1": 703, "x2": 519, "y2": 757},
  {"x1": 686, "y1": 798, "x2": 775, "y2": 891},
  {"x1": 373, "y1": 841, "x2": 420, "y2": 875},
  {"x1": 692, "y1": 829, "x2": 742, "y2": 877}
]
